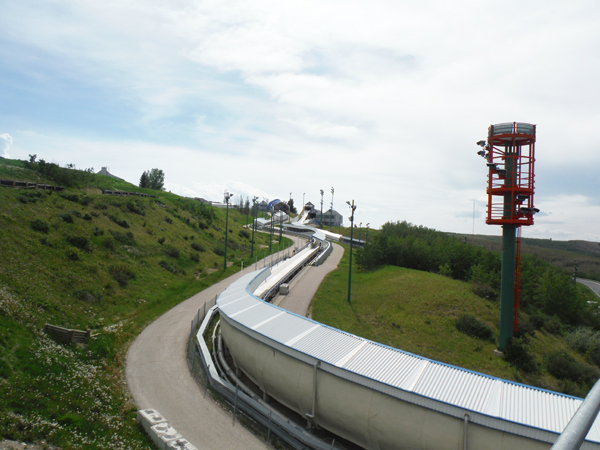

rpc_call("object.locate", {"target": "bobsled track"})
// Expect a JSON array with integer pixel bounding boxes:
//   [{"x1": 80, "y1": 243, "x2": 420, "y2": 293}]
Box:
[{"x1": 129, "y1": 229, "x2": 600, "y2": 450}]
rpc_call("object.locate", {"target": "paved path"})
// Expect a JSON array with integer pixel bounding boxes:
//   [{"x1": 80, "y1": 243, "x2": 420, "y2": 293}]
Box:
[
  {"x1": 578, "y1": 278, "x2": 600, "y2": 298},
  {"x1": 125, "y1": 237, "x2": 343, "y2": 450},
  {"x1": 274, "y1": 243, "x2": 344, "y2": 317}
]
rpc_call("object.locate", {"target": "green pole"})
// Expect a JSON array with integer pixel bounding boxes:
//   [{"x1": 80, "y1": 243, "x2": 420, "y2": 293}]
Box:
[
  {"x1": 499, "y1": 224, "x2": 516, "y2": 350},
  {"x1": 250, "y1": 199, "x2": 257, "y2": 258},
  {"x1": 224, "y1": 200, "x2": 230, "y2": 271},
  {"x1": 498, "y1": 145, "x2": 516, "y2": 351},
  {"x1": 347, "y1": 200, "x2": 356, "y2": 304},
  {"x1": 269, "y1": 214, "x2": 273, "y2": 252},
  {"x1": 279, "y1": 213, "x2": 283, "y2": 246}
]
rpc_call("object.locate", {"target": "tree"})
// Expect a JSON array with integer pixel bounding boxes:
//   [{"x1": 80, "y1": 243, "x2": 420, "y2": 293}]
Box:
[
  {"x1": 287, "y1": 199, "x2": 297, "y2": 214},
  {"x1": 139, "y1": 171, "x2": 148, "y2": 188},
  {"x1": 145, "y1": 168, "x2": 165, "y2": 190}
]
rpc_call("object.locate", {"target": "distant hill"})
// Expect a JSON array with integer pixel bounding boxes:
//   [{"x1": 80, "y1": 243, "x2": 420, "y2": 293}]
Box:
[{"x1": 454, "y1": 233, "x2": 600, "y2": 282}]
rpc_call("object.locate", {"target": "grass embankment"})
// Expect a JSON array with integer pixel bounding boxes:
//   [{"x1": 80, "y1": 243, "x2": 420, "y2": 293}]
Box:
[
  {"x1": 312, "y1": 246, "x2": 599, "y2": 395},
  {"x1": 0, "y1": 158, "x2": 292, "y2": 449}
]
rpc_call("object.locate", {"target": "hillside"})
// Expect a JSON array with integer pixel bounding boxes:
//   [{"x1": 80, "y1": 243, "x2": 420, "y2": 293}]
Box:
[
  {"x1": 0, "y1": 158, "x2": 288, "y2": 449},
  {"x1": 456, "y1": 233, "x2": 600, "y2": 282},
  {"x1": 312, "y1": 246, "x2": 600, "y2": 398}
]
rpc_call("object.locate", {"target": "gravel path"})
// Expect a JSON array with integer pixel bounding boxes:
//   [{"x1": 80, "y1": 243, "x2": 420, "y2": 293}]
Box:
[{"x1": 125, "y1": 235, "x2": 317, "y2": 450}]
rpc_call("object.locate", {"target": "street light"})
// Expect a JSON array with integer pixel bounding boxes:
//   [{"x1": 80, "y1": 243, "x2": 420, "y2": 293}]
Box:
[
  {"x1": 251, "y1": 196, "x2": 258, "y2": 258},
  {"x1": 223, "y1": 191, "x2": 234, "y2": 271},
  {"x1": 366, "y1": 223, "x2": 370, "y2": 243},
  {"x1": 346, "y1": 200, "x2": 357, "y2": 303},
  {"x1": 358, "y1": 222, "x2": 362, "y2": 242},
  {"x1": 330, "y1": 187, "x2": 334, "y2": 232},
  {"x1": 320, "y1": 189, "x2": 324, "y2": 227}
]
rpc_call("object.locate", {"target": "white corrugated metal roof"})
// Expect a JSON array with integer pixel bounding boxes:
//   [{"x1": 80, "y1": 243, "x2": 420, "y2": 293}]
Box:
[{"x1": 217, "y1": 268, "x2": 600, "y2": 445}]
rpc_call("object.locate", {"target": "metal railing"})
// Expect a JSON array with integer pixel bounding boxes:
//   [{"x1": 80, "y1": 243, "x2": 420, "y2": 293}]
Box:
[{"x1": 186, "y1": 303, "x2": 340, "y2": 450}]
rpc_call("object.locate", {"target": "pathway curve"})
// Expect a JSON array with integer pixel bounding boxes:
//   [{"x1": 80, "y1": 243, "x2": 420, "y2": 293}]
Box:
[{"x1": 125, "y1": 237, "x2": 343, "y2": 450}]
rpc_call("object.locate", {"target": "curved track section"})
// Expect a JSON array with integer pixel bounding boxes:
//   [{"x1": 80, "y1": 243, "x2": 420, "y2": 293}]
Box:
[{"x1": 217, "y1": 244, "x2": 600, "y2": 450}]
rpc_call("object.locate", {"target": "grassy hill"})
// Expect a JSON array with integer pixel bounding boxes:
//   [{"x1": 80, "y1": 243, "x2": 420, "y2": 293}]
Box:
[
  {"x1": 312, "y1": 246, "x2": 600, "y2": 398},
  {"x1": 0, "y1": 158, "x2": 290, "y2": 449}
]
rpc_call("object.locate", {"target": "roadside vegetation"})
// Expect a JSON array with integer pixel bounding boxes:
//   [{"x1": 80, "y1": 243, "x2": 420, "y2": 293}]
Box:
[
  {"x1": 0, "y1": 157, "x2": 290, "y2": 449},
  {"x1": 312, "y1": 221, "x2": 600, "y2": 399}
]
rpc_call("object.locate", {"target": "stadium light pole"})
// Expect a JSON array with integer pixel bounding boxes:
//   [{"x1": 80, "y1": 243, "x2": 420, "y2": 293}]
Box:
[
  {"x1": 251, "y1": 196, "x2": 258, "y2": 258},
  {"x1": 223, "y1": 191, "x2": 234, "y2": 271},
  {"x1": 366, "y1": 223, "x2": 370, "y2": 243},
  {"x1": 346, "y1": 200, "x2": 357, "y2": 303}
]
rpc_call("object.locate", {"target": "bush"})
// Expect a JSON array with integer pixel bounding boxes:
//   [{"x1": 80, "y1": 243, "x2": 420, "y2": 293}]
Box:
[
  {"x1": 30, "y1": 219, "x2": 50, "y2": 234},
  {"x1": 59, "y1": 193, "x2": 80, "y2": 203},
  {"x1": 165, "y1": 246, "x2": 180, "y2": 258},
  {"x1": 109, "y1": 230, "x2": 136, "y2": 246},
  {"x1": 471, "y1": 282, "x2": 497, "y2": 301},
  {"x1": 79, "y1": 196, "x2": 93, "y2": 206},
  {"x1": 238, "y1": 229, "x2": 250, "y2": 239},
  {"x1": 455, "y1": 314, "x2": 494, "y2": 342},
  {"x1": 93, "y1": 227, "x2": 105, "y2": 236},
  {"x1": 546, "y1": 350, "x2": 598, "y2": 384},
  {"x1": 65, "y1": 249, "x2": 80, "y2": 261},
  {"x1": 83, "y1": 213, "x2": 93, "y2": 221},
  {"x1": 58, "y1": 213, "x2": 74, "y2": 223},
  {"x1": 158, "y1": 260, "x2": 186, "y2": 275},
  {"x1": 71, "y1": 210, "x2": 82, "y2": 218},
  {"x1": 126, "y1": 200, "x2": 145, "y2": 216},
  {"x1": 108, "y1": 264, "x2": 136, "y2": 287},
  {"x1": 190, "y1": 253, "x2": 200, "y2": 262},
  {"x1": 164, "y1": 216, "x2": 173, "y2": 224},
  {"x1": 102, "y1": 237, "x2": 115, "y2": 251},
  {"x1": 513, "y1": 317, "x2": 536, "y2": 339},
  {"x1": 213, "y1": 246, "x2": 225, "y2": 257},
  {"x1": 108, "y1": 215, "x2": 130, "y2": 228},
  {"x1": 158, "y1": 237, "x2": 166, "y2": 245},
  {"x1": 503, "y1": 340, "x2": 538, "y2": 373},
  {"x1": 66, "y1": 235, "x2": 92, "y2": 253},
  {"x1": 191, "y1": 242, "x2": 205, "y2": 252},
  {"x1": 197, "y1": 220, "x2": 209, "y2": 230}
]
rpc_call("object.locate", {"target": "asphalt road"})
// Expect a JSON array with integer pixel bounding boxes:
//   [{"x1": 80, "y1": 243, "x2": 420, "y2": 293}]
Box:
[
  {"x1": 125, "y1": 237, "x2": 343, "y2": 450},
  {"x1": 578, "y1": 278, "x2": 600, "y2": 298}
]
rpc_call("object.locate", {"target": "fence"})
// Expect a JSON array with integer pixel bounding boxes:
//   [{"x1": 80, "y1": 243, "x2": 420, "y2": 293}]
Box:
[
  {"x1": 186, "y1": 299, "x2": 338, "y2": 450},
  {"x1": 0, "y1": 179, "x2": 65, "y2": 191},
  {"x1": 101, "y1": 189, "x2": 157, "y2": 198},
  {"x1": 43, "y1": 324, "x2": 92, "y2": 344}
]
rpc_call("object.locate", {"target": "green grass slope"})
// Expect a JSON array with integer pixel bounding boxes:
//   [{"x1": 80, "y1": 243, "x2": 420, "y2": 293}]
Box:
[
  {"x1": 0, "y1": 158, "x2": 289, "y2": 449},
  {"x1": 312, "y1": 246, "x2": 600, "y2": 398}
]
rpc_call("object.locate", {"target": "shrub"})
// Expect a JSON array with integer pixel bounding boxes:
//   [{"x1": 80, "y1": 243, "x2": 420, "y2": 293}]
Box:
[
  {"x1": 213, "y1": 246, "x2": 225, "y2": 257},
  {"x1": 503, "y1": 340, "x2": 537, "y2": 373},
  {"x1": 546, "y1": 350, "x2": 598, "y2": 384},
  {"x1": 79, "y1": 196, "x2": 93, "y2": 206},
  {"x1": 66, "y1": 235, "x2": 92, "y2": 253},
  {"x1": 83, "y1": 213, "x2": 93, "y2": 221},
  {"x1": 93, "y1": 227, "x2": 105, "y2": 236},
  {"x1": 190, "y1": 253, "x2": 200, "y2": 262},
  {"x1": 158, "y1": 260, "x2": 186, "y2": 275},
  {"x1": 17, "y1": 195, "x2": 35, "y2": 204},
  {"x1": 59, "y1": 193, "x2": 79, "y2": 203},
  {"x1": 90, "y1": 211, "x2": 99, "y2": 218},
  {"x1": 191, "y1": 242, "x2": 205, "y2": 252},
  {"x1": 108, "y1": 215, "x2": 130, "y2": 228},
  {"x1": 158, "y1": 237, "x2": 166, "y2": 245},
  {"x1": 71, "y1": 210, "x2": 82, "y2": 218},
  {"x1": 102, "y1": 237, "x2": 115, "y2": 251},
  {"x1": 197, "y1": 220, "x2": 209, "y2": 230},
  {"x1": 238, "y1": 229, "x2": 250, "y2": 239},
  {"x1": 165, "y1": 246, "x2": 180, "y2": 258},
  {"x1": 109, "y1": 230, "x2": 136, "y2": 246},
  {"x1": 65, "y1": 249, "x2": 80, "y2": 261},
  {"x1": 471, "y1": 282, "x2": 497, "y2": 301},
  {"x1": 30, "y1": 219, "x2": 50, "y2": 234},
  {"x1": 108, "y1": 264, "x2": 136, "y2": 287},
  {"x1": 58, "y1": 213, "x2": 74, "y2": 223},
  {"x1": 126, "y1": 200, "x2": 145, "y2": 216},
  {"x1": 455, "y1": 314, "x2": 494, "y2": 342},
  {"x1": 164, "y1": 216, "x2": 173, "y2": 224},
  {"x1": 513, "y1": 317, "x2": 536, "y2": 339}
]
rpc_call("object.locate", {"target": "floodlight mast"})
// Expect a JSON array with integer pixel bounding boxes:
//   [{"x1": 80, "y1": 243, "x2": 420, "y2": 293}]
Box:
[
  {"x1": 478, "y1": 122, "x2": 537, "y2": 352},
  {"x1": 223, "y1": 191, "x2": 234, "y2": 271},
  {"x1": 347, "y1": 200, "x2": 357, "y2": 304}
]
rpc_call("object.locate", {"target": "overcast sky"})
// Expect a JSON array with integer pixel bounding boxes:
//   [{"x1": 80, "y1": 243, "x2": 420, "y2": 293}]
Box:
[{"x1": 1, "y1": 0, "x2": 599, "y2": 241}]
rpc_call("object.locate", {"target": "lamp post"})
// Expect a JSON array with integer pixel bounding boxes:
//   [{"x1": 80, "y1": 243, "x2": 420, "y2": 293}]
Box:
[
  {"x1": 251, "y1": 196, "x2": 258, "y2": 258},
  {"x1": 346, "y1": 200, "x2": 357, "y2": 303},
  {"x1": 224, "y1": 191, "x2": 234, "y2": 271},
  {"x1": 279, "y1": 210, "x2": 283, "y2": 247},
  {"x1": 358, "y1": 222, "x2": 362, "y2": 243},
  {"x1": 366, "y1": 223, "x2": 370, "y2": 243},
  {"x1": 270, "y1": 211, "x2": 274, "y2": 253},
  {"x1": 330, "y1": 187, "x2": 334, "y2": 232},
  {"x1": 320, "y1": 189, "x2": 324, "y2": 226}
]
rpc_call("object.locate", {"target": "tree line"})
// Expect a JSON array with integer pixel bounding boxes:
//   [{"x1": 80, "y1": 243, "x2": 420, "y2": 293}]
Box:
[{"x1": 356, "y1": 221, "x2": 595, "y2": 329}]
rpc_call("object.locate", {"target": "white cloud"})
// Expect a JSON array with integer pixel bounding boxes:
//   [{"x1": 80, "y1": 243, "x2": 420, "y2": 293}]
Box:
[{"x1": 0, "y1": 133, "x2": 12, "y2": 158}]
